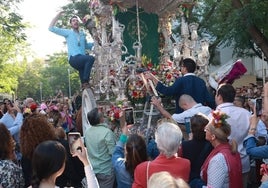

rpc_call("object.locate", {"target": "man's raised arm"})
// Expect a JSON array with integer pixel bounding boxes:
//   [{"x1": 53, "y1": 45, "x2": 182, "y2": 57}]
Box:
[{"x1": 49, "y1": 11, "x2": 64, "y2": 29}]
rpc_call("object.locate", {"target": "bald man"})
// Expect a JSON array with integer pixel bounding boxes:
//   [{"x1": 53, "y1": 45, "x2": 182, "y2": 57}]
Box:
[{"x1": 151, "y1": 94, "x2": 212, "y2": 124}]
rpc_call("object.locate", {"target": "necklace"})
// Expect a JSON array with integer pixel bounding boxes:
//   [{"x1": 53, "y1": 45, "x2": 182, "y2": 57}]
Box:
[
  {"x1": 75, "y1": 31, "x2": 80, "y2": 46},
  {"x1": 77, "y1": 33, "x2": 80, "y2": 46}
]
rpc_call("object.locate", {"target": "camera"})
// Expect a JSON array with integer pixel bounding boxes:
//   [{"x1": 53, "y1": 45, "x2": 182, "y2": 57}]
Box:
[
  {"x1": 124, "y1": 107, "x2": 134, "y2": 125},
  {"x1": 68, "y1": 132, "x2": 82, "y2": 155},
  {"x1": 256, "y1": 98, "x2": 262, "y2": 116}
]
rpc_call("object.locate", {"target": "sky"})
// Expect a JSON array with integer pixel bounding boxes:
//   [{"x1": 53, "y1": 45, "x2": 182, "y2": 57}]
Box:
[{"x1": 18, "y1": 0, "x2": 69, "y2": 58}]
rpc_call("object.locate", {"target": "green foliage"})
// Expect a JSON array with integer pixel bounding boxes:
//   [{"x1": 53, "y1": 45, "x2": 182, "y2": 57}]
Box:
[
  {"x1": 0, "y1": 0, "x2": 28, "y2": 97},
  {"x1": 55, "y1": 0, "x2": 90, "y2": 28},
  {"x1": 16, "y1": 58, "x2": 43, "y2": 100},
  {"x1": 44, "y1": 53, "x2": 75, "y2": 96},
  {"x1": 16, "y1": 52, "x2": 80, "y2": 101},
  {"x1": 0, "y1": 0, "x2": 27, "y2": 64},
  {"x1": 191, "y1": 0, "x2": 268, "y2": 60}
]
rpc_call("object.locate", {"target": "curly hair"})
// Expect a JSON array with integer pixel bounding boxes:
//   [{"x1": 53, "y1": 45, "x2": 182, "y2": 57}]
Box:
[
  {"x1": 0, "y1": 123, "x2": 15, "y2": 160},
  {"x1": 20, "y1": 114, "x2": 56, "y2": 159}
]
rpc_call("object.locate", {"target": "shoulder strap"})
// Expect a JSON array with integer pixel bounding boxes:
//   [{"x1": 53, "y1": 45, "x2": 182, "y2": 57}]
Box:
[{"x1": 146, "y1": 161, "x2": 151, "y2": 187}]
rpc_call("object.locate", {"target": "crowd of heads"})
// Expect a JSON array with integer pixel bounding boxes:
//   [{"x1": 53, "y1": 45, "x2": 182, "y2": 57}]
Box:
[
  {"x1": 233, "y1": 83, "x2": 264, "y2": 109},
  {"x1": 0, "y1": 60, "x2": 266, "y2": 188}
]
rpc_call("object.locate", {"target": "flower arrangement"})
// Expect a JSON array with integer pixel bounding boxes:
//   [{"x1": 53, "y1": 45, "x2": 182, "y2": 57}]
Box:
[
  {"x1": 140, "y1": 55, "x2": 158, "y2": 74},
  {"x1": 126, "y1": 75, "x2": 147, "y2": 105},
  {"x1": 107, "y1": 105, "x2": 122, "y2": 123},
  {"x1": 105, "y1": 99, "x2": 128, "y2": 123},
  {"x1": 126, "y1": 56, "x2": 181, "y2": 104},
  {"x1": 211, "y1": 111, "x2": 229, "y2": 128},
  {"x1": 158, "y1": 60, "x2": 180, "y2": 86}
]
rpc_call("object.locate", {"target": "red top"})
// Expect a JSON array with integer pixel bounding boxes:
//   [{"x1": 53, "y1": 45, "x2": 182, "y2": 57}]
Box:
[{"x1": 132, "y1": 154, "x2": 191, "y2": 188}]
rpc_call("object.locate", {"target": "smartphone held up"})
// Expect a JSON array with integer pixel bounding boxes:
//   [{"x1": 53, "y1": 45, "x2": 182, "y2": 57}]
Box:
[
  {"x1": 124, "y1": 107, "x2": 134, "y2": 126},
  {"x1": 256, "y1": 98, "x2": 262, "y2": 116},
  {"x1": 68, "y1": 132, "x2": 83, "y2": 155}
]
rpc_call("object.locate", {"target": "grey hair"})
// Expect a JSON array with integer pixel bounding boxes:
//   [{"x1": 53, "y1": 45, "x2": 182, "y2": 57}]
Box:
[{"x1": 155, "y1": 122, "x2": 183, "y2": 158}]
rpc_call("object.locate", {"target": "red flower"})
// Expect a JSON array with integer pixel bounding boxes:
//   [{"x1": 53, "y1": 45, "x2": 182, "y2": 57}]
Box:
[
  {"x1": 114, "y1": 111, "x2": 120, "y2": 119},
  {"x1": 151, "y1": 71, "x2": 157, "y2": 75},
  {"x1": 132, "y1": 91, "x2": 138, "y2": 98},
  {"x1": 166, "y1": 73, "x2": 172, "y2": 80},
  {"x1": 147, "y1": 62, "x2": 153, "y2": 69},
  {"x1": 30, "y1": 103, "x2": 37, "y2": 112}
]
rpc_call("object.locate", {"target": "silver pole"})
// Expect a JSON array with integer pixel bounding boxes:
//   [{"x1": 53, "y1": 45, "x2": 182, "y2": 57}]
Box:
[{"x1": 68, "y1": 68, "x2": 71, "y2": 98}]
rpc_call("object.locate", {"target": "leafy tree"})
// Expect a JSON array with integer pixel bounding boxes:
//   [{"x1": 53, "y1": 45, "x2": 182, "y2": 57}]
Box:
[
  {"x1": 0, "y1": 0, "x2": 28, "y2": 97},
  {"x1": 42, "y1": 52, "x2": 80, "y2": 99},
  {"x1": 17, "y1": 52, "x2": 80, "y2": 101},
  {"x1": 17, "y1": 58, "x2": 44, "y2": 100},
  {"x1": 189, "y1": 0, "x2": 268, "y2": 62},
  {"x1": 0, "y1": 0, "x2": 27, "y2": 65}
]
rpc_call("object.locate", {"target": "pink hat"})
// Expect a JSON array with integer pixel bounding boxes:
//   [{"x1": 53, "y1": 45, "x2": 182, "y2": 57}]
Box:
[{"x1": 40, "y1": 103, "x2": 47, "y2": 110}]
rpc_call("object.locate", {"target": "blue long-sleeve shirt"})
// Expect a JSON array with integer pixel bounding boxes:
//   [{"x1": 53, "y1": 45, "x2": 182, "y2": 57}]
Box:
[
  {"x1": 0, "y1": 112, "x2": 23, "y2": 142},
  {"x1": 156, "y1": 73, "x2": 215, "y2": 113},
  {"x1": 48, "y1": 26, "x2": 93, "y2": 60},
  {"x1": 112, "y1": 141, "x2": 133, "y2": 188},
  {"x1": 244, "y1": 135, "x2": 268, "y2": 159}
]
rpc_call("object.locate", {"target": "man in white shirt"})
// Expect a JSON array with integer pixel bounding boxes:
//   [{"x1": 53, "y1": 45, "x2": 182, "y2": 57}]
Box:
[
  {"x1": 151, "y1": 94, "x2": 212, "y2": 139},
  {"x1": 212, "y1": 83, "x2": 251, "y2": 188}
]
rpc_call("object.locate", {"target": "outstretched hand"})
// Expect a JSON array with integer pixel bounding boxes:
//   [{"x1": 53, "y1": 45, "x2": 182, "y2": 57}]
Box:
[
  {"x1": 143, "y1": 72, "x2": 153, "y2": 80},
  {"x1": 151, "y1": 96, "x2": 162, "y2": 108},
  {"x1": 248, "y1": 104, "x2": 259, "y2": 135},
  {"x1": 119, "y1": 110, "x2": 132, "y2": 135}
]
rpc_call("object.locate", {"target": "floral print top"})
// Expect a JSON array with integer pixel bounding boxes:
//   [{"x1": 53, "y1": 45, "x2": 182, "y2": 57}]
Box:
[{"x1": 0, "y1": 160, "x2": 24, "y2": 188}]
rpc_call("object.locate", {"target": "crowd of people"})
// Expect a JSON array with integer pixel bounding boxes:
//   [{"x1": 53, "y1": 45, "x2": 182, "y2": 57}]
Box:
[
  {"x1": 1, "y1": 58, "x2": 268, "y2": 188},
  {"x1": 2, "y1": 14, "x2": 268, "y2": 186}
]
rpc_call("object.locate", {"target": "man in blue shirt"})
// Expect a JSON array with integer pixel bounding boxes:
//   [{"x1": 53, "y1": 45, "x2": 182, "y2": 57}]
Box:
[
  {"x1": 49, "y1": 11, "x2": 94, "y2": 90},
  {"x1": 145, "y1": 58, "x2": 215, "y2": 113}
]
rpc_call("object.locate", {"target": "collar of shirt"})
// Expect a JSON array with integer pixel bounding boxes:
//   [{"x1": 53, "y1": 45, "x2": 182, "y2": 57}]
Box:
[
  {"x1": 96, "y1": 123, "x2": 108, "y2": 128},
  {"x1": 192, "y1": 103, "x2": 203, "y2": 108},
  {"x1": 183, "y1": 73, "x2": 195, "y2": 77},
  {"x1": 216, "y1": 102, "x2": 234, "y2": 110}
]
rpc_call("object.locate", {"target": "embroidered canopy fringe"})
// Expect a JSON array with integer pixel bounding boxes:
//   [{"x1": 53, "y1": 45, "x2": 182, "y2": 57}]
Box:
[{"x1": 104, "y1": 0, "x2": 194, "y2": 16}]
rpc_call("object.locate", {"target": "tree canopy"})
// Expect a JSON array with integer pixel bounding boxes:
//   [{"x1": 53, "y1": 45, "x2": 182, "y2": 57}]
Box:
[
  {"x1": 189, "y1": 0, "x2": 268, "y2": 61},
  {"x1": 0, "y1": 0, "x2": 28, "y2": 96}
]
